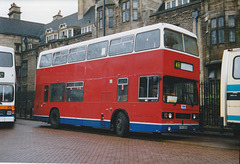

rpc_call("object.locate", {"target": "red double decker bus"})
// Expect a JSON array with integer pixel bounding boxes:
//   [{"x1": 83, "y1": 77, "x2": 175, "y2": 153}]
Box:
[{"x1": 34, "y1": 23, "x2": 200, "y2": 136}]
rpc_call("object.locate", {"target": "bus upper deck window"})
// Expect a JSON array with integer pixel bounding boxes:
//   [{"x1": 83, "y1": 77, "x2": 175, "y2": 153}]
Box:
[
  {"x1": 135, "y1": 29, "x2": 160, "y2": 52},
  {"x1": 52, "y1": 50, "x2": 68, "y2": 66},
  {"x1": 69, "y1": 46, "x2": 86, "y2": 63},
  {"x1": 39, "y1": 53, "x2": 52, "y2": 68},
  {"x1": 164, "y1": 29, "x2": 183, "y2": 52},
  {"x1": 184, "y1": 35, "x2": 199, "y2": 56}
]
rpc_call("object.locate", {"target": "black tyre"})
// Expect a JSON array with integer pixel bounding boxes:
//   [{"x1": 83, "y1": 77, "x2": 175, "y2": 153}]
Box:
[
  {"x1": 50, "y1": 109, "x2": 60, "y2": 129},
  {"x1": 115, "y1": 112, "x2": 129, "y2": 137}
]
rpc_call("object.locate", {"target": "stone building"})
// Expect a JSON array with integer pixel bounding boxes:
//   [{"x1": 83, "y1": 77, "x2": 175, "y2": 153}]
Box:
[
  {"x1": 200, "y1": 0, "x2": 240, "y2": 81},
  {"x1": 94, "y1": 0, "x2": 163, "y2": 37}
]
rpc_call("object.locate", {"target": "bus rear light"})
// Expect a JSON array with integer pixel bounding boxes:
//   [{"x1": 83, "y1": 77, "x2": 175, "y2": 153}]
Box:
[{"x1": 162, "y1": 112, "x2": 174, "y2": 119}]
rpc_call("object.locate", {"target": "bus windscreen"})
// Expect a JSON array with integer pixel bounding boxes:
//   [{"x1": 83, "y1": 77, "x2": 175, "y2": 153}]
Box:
[{"x1": 0, "y1": 52, "x2": 13, "y2": 67}]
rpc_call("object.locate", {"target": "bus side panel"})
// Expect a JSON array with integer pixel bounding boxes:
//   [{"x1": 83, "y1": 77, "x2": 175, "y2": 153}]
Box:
[{"x1": 221, "y1": 49, "x2": 240, "y2": 126}]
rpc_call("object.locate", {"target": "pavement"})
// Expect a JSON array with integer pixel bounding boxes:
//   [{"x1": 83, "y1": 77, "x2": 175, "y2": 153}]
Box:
[{"x1": 0, "y1": 119, "x2": 239, "y2": 163}]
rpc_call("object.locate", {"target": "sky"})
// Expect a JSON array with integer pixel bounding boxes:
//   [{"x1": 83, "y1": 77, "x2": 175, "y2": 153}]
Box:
[{"x1": 0, "y1": 0, "x2": 78, "y2": 24}]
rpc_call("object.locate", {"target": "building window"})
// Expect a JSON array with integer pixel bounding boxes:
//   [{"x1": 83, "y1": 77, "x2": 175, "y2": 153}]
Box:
[
  {"x1": 218, "y1": 17, "x2": 224, "y2": 44},
  {"x1": 211, "y1": 30, "x2": 217, "y2": 45},
  {"x1": 122, "y1": 1, "x2": 130, "y2": 23},
  {"x1": 229, "y1": 29, "x2": 236, "y2": 43},
  {"x1": 211, "y1": 17, "x2": 225, "y2": 45},
  {"x1": 183, "y1": 0, "x2": 188, "y2": 4},
  {"x1": 172, "y1": 0, "x2": 176, "y2": 7},
  {"x1": 15, "y1": 44, "x2": 21, "y2": 53},
  {"x1": 211, "y1": 18, "x2": 217, "y2": 45},
  {"x1": 99, "y1": 10, "x2": 103, "y2": 29},
  {"x1": 59, "y1": 30, "x2": 67, "y2": 39},
  {"x1": 133, "y1": 0, "x2": 138, "y2": 21},
  {"x1": 109, "y1": 8, "x2": 113, "y2": 28},
  {"x1": 228, "y1": 15, "x2": 236, "y2": 43},
  {"x1": 54, "y1": 34, "x2": 58, "y2": 40},
  {"x1": 178, "y1": 0, "x2": 182, "y2": 5},
  {"x1": 211, "y1": 18, "x2": 217, "y2": 29},
  {"x1": 68, "y1": 29, "x2": 73, "y2": 37},
  {"x1": 167, "y1": 2, "x2": 171, "y2": 9},
  {"x1": 228, "y1": 15, "x2": 235, "y2": 27}
]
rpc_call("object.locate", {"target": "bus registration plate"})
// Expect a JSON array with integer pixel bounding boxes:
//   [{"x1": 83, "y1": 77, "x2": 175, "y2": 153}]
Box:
[{"x1": 179, "y1": 125, "x2": 188, "y2": 130}]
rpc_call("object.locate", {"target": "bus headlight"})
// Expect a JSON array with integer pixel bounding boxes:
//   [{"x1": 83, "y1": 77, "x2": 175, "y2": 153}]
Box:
[
  {"x1": 162, "y1": 112, "x2": 174, "y2": 119},
  {"x1": 192, "y1": 113, "x2": 199, "y2": 119},
  {"x1": 6, "y1": 110, "x2": 12, "y2": 116}
]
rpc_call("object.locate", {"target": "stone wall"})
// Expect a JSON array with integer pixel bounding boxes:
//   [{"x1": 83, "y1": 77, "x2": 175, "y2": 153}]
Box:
[{"x1": 200, "y1": 0, "x2": 240, "y2": 80}]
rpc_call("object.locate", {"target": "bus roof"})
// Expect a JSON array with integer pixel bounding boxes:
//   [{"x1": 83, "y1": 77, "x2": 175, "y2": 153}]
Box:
[
  {"x1": 39, "y1": 23, "x2": 196, "y2": 55},
  {"x1": 0, "y1": 46, "x2": 14, "y2": 54}
]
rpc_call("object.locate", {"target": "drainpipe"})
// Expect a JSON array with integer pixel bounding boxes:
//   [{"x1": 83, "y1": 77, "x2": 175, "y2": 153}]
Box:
[
  {"x1": 103, "y1": 0, "x2": 106, "y2": 36},
  {"x1": 192, "y1": 10, "x2": 199, "y2": 37}
]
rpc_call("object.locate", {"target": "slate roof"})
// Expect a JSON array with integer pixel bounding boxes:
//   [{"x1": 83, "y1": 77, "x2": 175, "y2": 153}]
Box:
[
  {"x1": 0, "y1": 16, "x2": 45, "y2": 38},
  {"x1": 44, "y1": 6, "x2": 95, "y2": 31},
  {"x1": 0, "y1": 6, "x2": 95, "y2": 42}
]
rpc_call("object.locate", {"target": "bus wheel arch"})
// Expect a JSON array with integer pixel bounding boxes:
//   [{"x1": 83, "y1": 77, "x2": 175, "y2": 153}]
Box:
[
  {"x1": 111, "y1": 109, "x2": 129, "y2": 137},
  {"x1": 49, "y1": 108, "x2": 60, "y2": 129}
]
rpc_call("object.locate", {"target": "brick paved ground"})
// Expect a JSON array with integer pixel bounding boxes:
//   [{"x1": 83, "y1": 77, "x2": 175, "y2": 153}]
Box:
[{"x1": 0, "y1": 119, "x2": 239, "y2": 163}]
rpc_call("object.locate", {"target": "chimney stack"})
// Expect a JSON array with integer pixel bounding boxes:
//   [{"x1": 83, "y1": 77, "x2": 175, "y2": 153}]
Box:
[
  {"x1": 53, "y1": 10, "x2": 63, "y2": 22},
  {"x1": 8, "y1": 3, "x2": 22, "y2": 20},
  {"x1": 78, "y1": 0, "x2": 95, "y2": 19}
]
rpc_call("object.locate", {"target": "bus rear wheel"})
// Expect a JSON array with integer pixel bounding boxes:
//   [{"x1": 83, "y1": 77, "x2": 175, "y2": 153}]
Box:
[
  {"x1": 115, "y1": 112, "x2": 129, "y2": 137},
  {"x1": 50, "y1": 109, "x2": 60, "y2": 129}
]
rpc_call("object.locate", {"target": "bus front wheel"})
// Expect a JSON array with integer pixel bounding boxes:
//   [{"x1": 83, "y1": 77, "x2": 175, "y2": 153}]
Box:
[
  {"x1": 50, "y1": 109, "x2": 60, "y2": 129},
  {"x1": 115, "y1": 112, "x2": 129, "y2": 137}
]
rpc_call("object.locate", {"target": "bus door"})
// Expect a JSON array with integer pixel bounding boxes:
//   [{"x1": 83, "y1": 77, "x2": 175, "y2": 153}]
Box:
[
  {"x1": 226, "y1": 51, "x2": 240, "y2": 124},
  {"x1": 35, "y1": 84, "x2": 50, "y2": 115}
]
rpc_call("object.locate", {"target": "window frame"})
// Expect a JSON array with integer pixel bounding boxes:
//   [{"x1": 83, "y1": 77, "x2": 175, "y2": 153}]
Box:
[
  {"x1": 138, "y1": 75, "x2": 159, "y2": 102},
  {"x1": 122, "y1": 1, "x2": 130, "y2": 23},
  {"x1": 52, "y1": 50, "x2": 68, "y2": 66},
  {"x1": 44, "y1": 85, "x2": 49, "y2": 102},
  {"x1": 66, "y1": 81, "x2": 84, "y2": 102},
  {"x1": 87, "y1": 40, "x2": 109, "y2": 60},
  {"x1": 109, "y1": 35, "x2": 134, "y2": 56},
  {"x1": 135, "y1": 29, "x2": 160, "y2": 52},
  {"x1": 0, "y1": 52, "x2": 13, "y2": 67},
  {"x1": 39, "y1": 53, "x2": 52, "y2": 68},
  {"x1": 50, "y1": 83, "x2": 65, "y2": 102},
  {"x1": 233, "y1": 56, "x2": 240, "y2": 79},
  {"x1": 117, "y1": 78, "x2": 129, "y2": 102},
  {"x1": 68, "y1": 46, "x2": 86, "y2": 63},
  {"x1": 108, "y1": 8, "x2": 114, "y2": 28}
]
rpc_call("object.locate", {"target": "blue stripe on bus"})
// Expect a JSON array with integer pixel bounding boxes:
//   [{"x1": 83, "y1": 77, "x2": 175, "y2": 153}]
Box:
[
  {"x1": 227, "y1": 84, "x2": 240, "y2": 92},
  {"x1": 34, "y1": 115, "x2": 199, "y2": 133},
  {"x1": 227, "y1": 115, "x2": 240, "y2": 121}
]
